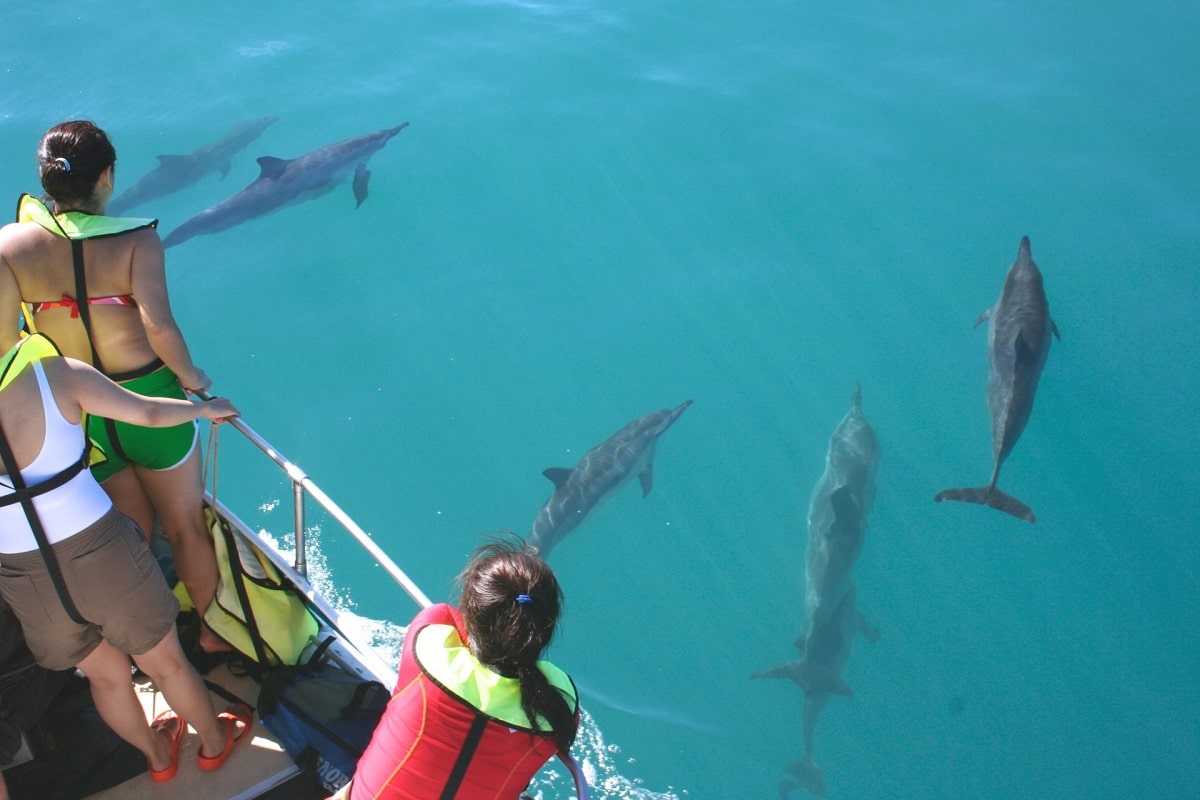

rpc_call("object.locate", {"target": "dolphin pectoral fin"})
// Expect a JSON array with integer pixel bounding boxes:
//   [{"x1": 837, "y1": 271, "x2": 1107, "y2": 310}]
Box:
[
  {"x1": 353, "y1": 163, "x2": 371, "y2": 208},
  {"x1": 1051, "y1": 318, "x2": 1061, "y2": 340},
  {"x1": 542, "y1": 467, "x2": 573, "y2": 488},
  {"x1": 638, "y1": 463, "x2": 654, "y2": 497},
  {"x1": 257, "y1": 156, "x2": 291, "y2": 179},
  {"x1": 219, "y1": 160, "x2": 231, "y2": 179},
  {"x1": 935, "y1": 486, "x2": 1036, "y2": 523},
  {"x1": 973, "y1": 307, "x2": 993, "y2": 328}
]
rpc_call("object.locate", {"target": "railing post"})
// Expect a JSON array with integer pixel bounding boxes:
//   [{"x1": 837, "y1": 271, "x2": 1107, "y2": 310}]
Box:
[{"x1": 293, "y1": 481, "x2": 307, "y2": 577}]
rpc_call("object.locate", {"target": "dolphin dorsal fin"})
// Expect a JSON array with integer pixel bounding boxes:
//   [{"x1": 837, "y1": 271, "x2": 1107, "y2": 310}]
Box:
[
  {"x1": 542, "y1": 467, "x2": 573, "y2": 488},
  {"x1": 257, "y1": 156, "x2": 291, "y2": 179}
]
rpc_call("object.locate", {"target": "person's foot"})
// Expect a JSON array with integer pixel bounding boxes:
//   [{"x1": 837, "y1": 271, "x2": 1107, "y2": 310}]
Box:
[
  {"x1": 197, "y1": 704, "x2": 252, "y2": 771},
  {"x1": 148, "y1": 711, "x2": 184, "y2": 782},
  {"x1": 198, "y1": 620, "x2": 235, "y2": 654}
]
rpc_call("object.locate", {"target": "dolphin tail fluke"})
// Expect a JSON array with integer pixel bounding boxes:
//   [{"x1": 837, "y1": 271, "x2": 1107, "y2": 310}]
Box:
[
  {"x1": 934, "y1": 486, "x2": 1036, "y2": 523},
  {"x1": 751, "y1": 661, "x2": 801, "y2": 682},
  {"x1": 785, "y1": 756, "x2": 826, "y2": 798},
  {"x1": 797, "y1": 662, "x2": 852, "y2": 697},
  {"x1": 751, "y1": 660, "x2": 851, "y2": 697}
]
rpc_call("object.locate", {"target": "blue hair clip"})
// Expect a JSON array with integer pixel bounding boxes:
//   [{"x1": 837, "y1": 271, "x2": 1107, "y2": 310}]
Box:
[{"x1": 515, "y1": 594, "x2": 533, "y2": 605}]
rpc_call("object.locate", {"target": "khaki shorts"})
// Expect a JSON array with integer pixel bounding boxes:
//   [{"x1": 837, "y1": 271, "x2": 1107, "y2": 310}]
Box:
[{"x1": 0, "y1": 507, "x2": 180, "y2": 670}]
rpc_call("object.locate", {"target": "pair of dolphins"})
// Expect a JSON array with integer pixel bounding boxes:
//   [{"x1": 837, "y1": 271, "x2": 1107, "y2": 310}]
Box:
[
  {"x1": 107, "y1": 117, "x2": 408, "y2": 248},
  {"x1": 753, "y1": 237, "x2": 1059, "y2": 797},
  {"x1": 753, "y1": 385, "x2": 881, "y2": 799}
]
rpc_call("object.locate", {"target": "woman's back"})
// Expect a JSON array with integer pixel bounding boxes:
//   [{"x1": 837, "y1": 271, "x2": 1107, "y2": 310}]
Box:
[{"x1": 3, "y1": 219, "x2": 160, "y2": 375}]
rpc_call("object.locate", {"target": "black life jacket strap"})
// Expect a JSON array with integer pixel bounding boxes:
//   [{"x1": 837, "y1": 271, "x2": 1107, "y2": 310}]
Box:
[
  {"x1": 439, "y1": 714, "x2": 489, "y2": 800},
  {"x1": 0, "y1": 457, "x2": 86, "y2": 508},
  {"x1": 70, "y1": 240, "x2": 105, "y2": 373},
  {"x1": 71, "y1": 239, "x2": 135, "y2": 465},
  {"x1": 0, "y1": 422, "x2": 88, "y2": 625}
]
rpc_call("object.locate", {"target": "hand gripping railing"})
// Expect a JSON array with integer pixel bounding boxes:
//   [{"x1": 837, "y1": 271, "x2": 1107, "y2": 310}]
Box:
[{"x1": 198, "y1": 392, "x2": 432, "y2": 609}]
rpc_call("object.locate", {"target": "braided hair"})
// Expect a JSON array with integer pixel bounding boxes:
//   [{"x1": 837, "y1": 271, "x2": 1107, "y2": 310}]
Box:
[
  {"x1": 37, "y1": 120, "x2": 116, "y2": 210},
  {"x1": 456, "y1": 538, "x2": 575, "y2": 753}
]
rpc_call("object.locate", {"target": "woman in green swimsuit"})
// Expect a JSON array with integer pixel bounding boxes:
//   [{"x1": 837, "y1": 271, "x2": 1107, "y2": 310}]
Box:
[{"x1": 0, "y1": 120, "x2": 226, "y2": 651}]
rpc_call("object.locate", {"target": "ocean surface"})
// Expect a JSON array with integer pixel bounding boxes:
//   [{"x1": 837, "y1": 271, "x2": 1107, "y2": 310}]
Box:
[{"x1": 2, "y1": 2, "x2": 1198, "y2": 798}]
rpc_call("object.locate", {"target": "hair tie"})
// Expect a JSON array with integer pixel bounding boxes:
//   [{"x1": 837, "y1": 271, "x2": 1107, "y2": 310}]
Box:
[
  {"x1": 53, "y1": 157, "x2": 71, "y2": 172},
  {"x1": 515, "y1": 594, "x2": 533, "y2": 605}
]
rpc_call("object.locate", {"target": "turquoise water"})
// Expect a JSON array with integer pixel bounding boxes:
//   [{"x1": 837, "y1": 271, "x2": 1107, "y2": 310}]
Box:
[{"x1": 3, "y1": 2, "x2": 1198, "y2": 798}]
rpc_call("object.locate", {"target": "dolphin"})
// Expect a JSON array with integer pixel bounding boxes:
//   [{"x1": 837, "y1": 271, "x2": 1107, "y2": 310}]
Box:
[
  {"x1": 752, "y1": 387, "x2": 880, "y2": 798},
  {"x1": 935, "y1": 236, "x2": 1059, "y2": 523},
  {"x1": 799, "y1": 384, "x2": 879, "y2": 650},
  {"x1": 163, "y1": 123, "x2": 408, "y2": 248},
  {"x1": 528, "y1": 400, "x2": 692, "y2": 557},
  {"x1": 107, "y1": 116, "x2": 278, "y2": 215}
]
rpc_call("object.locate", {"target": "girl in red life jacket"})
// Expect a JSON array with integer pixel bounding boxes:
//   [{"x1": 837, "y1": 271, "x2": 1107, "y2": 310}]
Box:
[{"x1": 344, "y1": 539, "x2": 579, "y2": 800}]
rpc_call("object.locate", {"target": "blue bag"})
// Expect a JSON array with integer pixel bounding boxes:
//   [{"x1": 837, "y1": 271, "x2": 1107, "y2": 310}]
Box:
[{"x1": 257, "y1": 640, "x2": 390, "y2": 794}]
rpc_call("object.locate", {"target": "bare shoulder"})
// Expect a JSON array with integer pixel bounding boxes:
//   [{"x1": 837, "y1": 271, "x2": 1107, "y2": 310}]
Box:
[
  {"x1": 127, "y1": 225, "x2": 165, "y2": 249},
  {"x1": 0, "y1": 220, "x2": 48, "y2": 250}
]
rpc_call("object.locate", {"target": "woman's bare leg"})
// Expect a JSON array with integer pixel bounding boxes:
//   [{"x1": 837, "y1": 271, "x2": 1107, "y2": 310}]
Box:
[
  {"x1": 77, "y1": 640, "x2": 172, "y2": 772},
  {"x1": 131, "y1": 630, "x2": 226, "y2": 758},
  {"x1": 100, "y1": 466, "x2": 155, "y2": 542},
  {"x1": 135, "y1": 448, "x2": 228, "y2": 651}
]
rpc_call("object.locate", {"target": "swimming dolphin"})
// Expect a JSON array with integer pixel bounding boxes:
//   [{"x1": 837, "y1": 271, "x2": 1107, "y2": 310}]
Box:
[
  {"x1": 754, "y1": 586, "x2": 877, "y2": 799},
  {"x1": 163, "y1": 123, "x2": 408, "y2": 248},
  {"x1": 753, "y1": 387, "x2": 880, "y2": 798},
  {"x1": 935, "y1": 236, "x2": 1059, "y2": 523},
  {"x1": 799, "y1": 384, "x2": 879, "y2": 650},
  {"x1": 528, "y1": 400, "x2": 692, "y2": 557},
  {"x1": 107, "y1": 116, "x2": 278, "y2": 215}
]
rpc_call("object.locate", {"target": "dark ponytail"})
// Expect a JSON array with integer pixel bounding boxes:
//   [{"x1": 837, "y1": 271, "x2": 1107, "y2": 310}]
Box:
[
  {"x1": 457, "y1": 539, "x2": 576, "y2": 753},
  {"x1": 37, "y1": 120, "x2": 116, "y2": 209}
]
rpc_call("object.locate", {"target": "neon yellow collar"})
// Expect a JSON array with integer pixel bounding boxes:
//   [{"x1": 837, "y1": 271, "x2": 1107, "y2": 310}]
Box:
[
  {"x1": 0, "y1": 333, "x2": 61, "y2": 391},
  {"x1": 415, "y1": 622, "x2": 577, "y2": 729},
  {"x1": 17, "y1": 193, "x2": 156, "y2": 239}
]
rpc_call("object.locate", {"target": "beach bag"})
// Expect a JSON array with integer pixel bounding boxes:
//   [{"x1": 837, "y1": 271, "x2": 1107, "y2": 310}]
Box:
[
  {"x1": 176, "y1": 426, "x2": 319, "y2": 667},
  {"x1": 197, "y1": 502, "x2": 320, "y2": 666},
  {"x1": 257, "y1": 639, "x2": 390, "y2": 794}
]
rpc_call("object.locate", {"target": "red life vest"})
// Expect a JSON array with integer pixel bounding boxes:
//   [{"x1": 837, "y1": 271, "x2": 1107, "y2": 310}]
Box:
[{"x1": 351, "y1": 604, "x2": 579, "y2": 800}]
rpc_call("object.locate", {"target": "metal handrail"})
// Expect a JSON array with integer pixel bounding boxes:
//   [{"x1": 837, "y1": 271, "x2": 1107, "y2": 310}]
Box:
[
  {"x1": 199, "y1": 392, "x2": 432, "y2": 610},
  {"x1": 198, "y1": 397, "x2": 590, "y2": 800}
]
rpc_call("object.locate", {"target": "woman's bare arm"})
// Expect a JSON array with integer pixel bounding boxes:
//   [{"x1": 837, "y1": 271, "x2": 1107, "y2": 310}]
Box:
[
  {"x1": 128, "y1": 229, "x2": 209, "y2": 392},
  {"x1": 51, "y1": 356, "x2": 237, "y2": 427}
]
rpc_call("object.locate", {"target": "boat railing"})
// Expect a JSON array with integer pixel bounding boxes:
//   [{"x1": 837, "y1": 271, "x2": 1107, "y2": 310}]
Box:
[
  {"x1": 200, "y1": 392, "x2": 432, "y2": 610},
  {"x1": 200, "y1": 397, "x2": 590, "y2": 800}
]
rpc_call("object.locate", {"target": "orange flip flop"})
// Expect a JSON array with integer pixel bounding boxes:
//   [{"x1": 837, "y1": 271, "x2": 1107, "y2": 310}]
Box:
[
  {"x1": 149, "y1": 710, "x2": 184, "y2": 783},
  {"x1": 197, "y1": 703, "x2": 253, "y2": 771}
]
